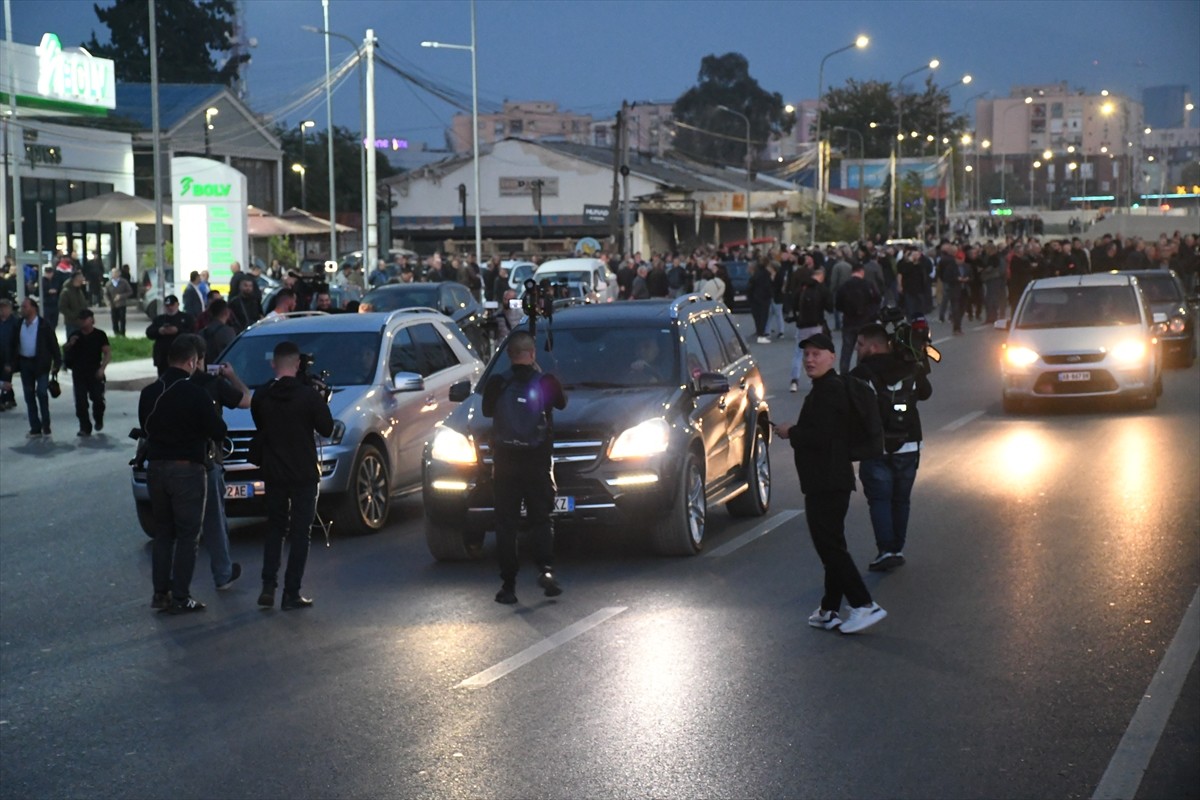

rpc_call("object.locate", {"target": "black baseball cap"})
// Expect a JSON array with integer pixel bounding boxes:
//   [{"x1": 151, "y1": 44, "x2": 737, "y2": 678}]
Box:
[
  {"x1": 798, "y1": 332, "x2": 836, "y2": 353},
  {"x1": 164, "y1": 294, "x2": 179, "y2": 305}
]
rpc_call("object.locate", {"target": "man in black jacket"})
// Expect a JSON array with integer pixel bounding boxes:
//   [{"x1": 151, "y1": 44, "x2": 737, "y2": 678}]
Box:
[
  {"x1": 834, "y1": 263, "x2": 879, "y2": 374},
  {"x1": 146, "y1": 295, "x2": 194, "y2": 376},
  {"x1": 851, "y1": 323, "x2": 933, "y2": 572},
  {"x1": 773, "y1": 332, "x2": 886, "y2": 635},
  {"x1": 9, "y1": 297, "x2": 62, "y2": 437},
  {"x1": 138, "y1": 335, "x2": 227, "y2": 613},
  {"x1": 251, "y1": 341, "x2": 335, "y2": 610}
]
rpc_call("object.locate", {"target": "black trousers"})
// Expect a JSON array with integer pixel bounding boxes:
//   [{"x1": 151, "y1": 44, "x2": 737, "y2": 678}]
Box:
[
  {"x1": 110, "y1": 305, "x2": 126, "y2": 336},
  {"x1": 72, "y1": 370, "x2": 105, "y2": 433},
  {"x1": 493, "y1": 448, "x2": 556, "y2": 585},
  {"x1": 804, "y1": 490, "x2": 872, "y2": 611},
  {"x1": 262, "y1": 481, "x2": 319, "y2": 595},
  {"x1": 148, "y1": 461, "x2": 207, "y2": 600}
]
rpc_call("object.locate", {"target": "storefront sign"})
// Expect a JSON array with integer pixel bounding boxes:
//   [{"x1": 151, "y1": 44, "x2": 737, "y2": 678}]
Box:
[
  {"x1": 0, "y1": 34, "x2": 115, "y2": 116},
  {"x1": 172, "y1": 157, "x2": 247, "y2": 293},
  {"x1": 582, "y1": 204, "x2": 610, "y2": 224},
  {"x1": 25, "y1": 143, "x2": 63, "y2": 167},
  {"x1": 499, "y1": 177, "x2": 559, "y2": 197}
]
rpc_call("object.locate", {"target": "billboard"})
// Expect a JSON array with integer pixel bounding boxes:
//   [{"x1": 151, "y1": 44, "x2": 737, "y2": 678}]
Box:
[
  {"x1": 171, "y1": 157, "x2": 247, "y2": 294},
  {"x1": 840, "y1": 157, "x2": 944, "y2": 189}
]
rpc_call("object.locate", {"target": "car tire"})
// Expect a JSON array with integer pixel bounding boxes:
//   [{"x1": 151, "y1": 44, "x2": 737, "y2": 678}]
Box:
[
  {"x1": 334, "y1": 443, "x2": 391, "y2": 535},
  {"x1": 144, "y1": 300, "x2": 158, "y2": 320},
  {"x1": 424, "y1": 513, "x2": 485, "y2": 561},
  {"x1": 136, "y1": 501, "x2": 155, "y2": 538},
  {"x1": 1001, "y1": 393, "x2": 1025, "y2": 414},
  {"x1": 727, "y1": 425, "x2": 770, "y2": 518},
  {"x1": 653, "y1": 452, "x2": 706, "y2": 556}
]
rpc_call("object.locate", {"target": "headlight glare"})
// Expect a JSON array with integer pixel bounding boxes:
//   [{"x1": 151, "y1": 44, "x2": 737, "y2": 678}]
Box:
[
  {"x1": 1110, "y1": 340, "x2": 1146, "y2": 364},
  {"x1": 1004, "y1": 346, "x2": 1039, "y2": 367},
  {"x1": 430, "y1": 427, "x2": 477, "y2": 464},
  {"x1": 1168, "y1": 317, "x2": 1186, "y2": 334},
  {"x1": 608, "y1": 418, "x2": 671, "y2": 460}
]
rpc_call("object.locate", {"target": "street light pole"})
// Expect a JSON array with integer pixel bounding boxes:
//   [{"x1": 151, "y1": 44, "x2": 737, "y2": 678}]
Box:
[
  {"x1": 717, "y1": 104, "x2": 753, "y2": 250},
  {"x1": 810, "y1": 35, "x2": 869, "y2": 246},
  {"x1": 893, "y1": 59, "x2": 939, "y2": 239},
  {"x1": 298, "y1": 119, "x2": 315, "y2": 210},
  {"x1": 204, "y1": 107, "x2": 218, "y2": 156},
  {"x1": 320, "y1": 0, "x2": 336, "y2": 262},
  {"x1": 292, "y1": 164, "x2": 307, "y2": 209},
  {"x1": 999, "y1": 97, "x2": 1033, "y2": 205},
  {"x1": 833, "y1": 126, "x2": 866, "y2": 242},
  {"x1": 422, "y1": 0, "x2": 484, "y2": 303}
]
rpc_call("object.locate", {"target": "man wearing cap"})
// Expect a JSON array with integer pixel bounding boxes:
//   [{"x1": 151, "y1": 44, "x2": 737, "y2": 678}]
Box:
[
  {"x1": 146, "y1": 295, "x2": 194, "y2": 376},
  {"x1": 773, "y1": 332, "x2": 886, "y2": 635},
  {"x1": 63, "y1": 309, "x2": 110, "y2": 437}
]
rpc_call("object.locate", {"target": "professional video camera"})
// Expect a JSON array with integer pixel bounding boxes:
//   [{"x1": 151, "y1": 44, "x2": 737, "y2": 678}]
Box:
[
  {"x1": 521, "y1": 278, "x2": 571, "y2": 342},
  {"x1": 878, "y1": 306, "x2": 942, "y2": 367},
  {"x1": 297, "y1": 352, "x2": 332, "y2": 403}
]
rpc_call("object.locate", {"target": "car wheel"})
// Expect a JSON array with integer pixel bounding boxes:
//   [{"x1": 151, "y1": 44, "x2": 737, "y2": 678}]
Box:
[
  {"x1": 136, "y1": 501, "x2": 155, "y2": 538},
  {"x1": 144, "y1": 300, "x2": 158, "y2": 319},
  {"x1": 653, "y1": 452, "x2": 706, "y2": 556},
  {"x1": 1001, "y1": 393, "x2": 1025, "y2": 414},
  {"x1": 334, "y1": 443, "x2": 390, "y2": 534},
  {"x1": 424, "y1": 513, "x2": 485, "y2": 561},
  {"x1": 727, "y1": 425, "x2": 770, "y2": 518}
]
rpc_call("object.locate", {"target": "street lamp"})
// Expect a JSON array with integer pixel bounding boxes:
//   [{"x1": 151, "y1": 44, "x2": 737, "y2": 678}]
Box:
[
  {"x1": 204, "y1": 106, "x2": 219, "y2": 156},
  {"x1": 999, "y1": 97, "x2": 1033, "y2": 204},
  {"x1": 810, "y1": 34, "x2": 869, "y2": 246},
  {"x1": 298, "y1": 119, "x2": 315, "y2": 209},
  {"x1": 893, "y1": 58, "x2": 939, "y2": 238},
  {"x1": 716, "y1": 104, "x2": 753, "y2": 249},
  {"x1": 422, "y1": 0, "x2": 482, "y2": 301},
  {"x1": 832, "y1": 125, "x2": 866, "y2": 242},
  {"x1": 292, "y1": 163, "x2": 307, "y2": 210}
]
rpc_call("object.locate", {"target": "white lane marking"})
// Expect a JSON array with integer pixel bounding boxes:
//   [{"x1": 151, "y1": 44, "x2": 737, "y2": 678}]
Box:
[
  {"x1": 707, "y1": 509, "x2": 802, "y2": 558},
  {"x1": 456, "y1": 607, "x2": 628, "y2": 689},
  {"x1": 931, "y1": 334, "x2": 954, "y2": 346},
  {"x1": 1092, "y1": 586, "x2": 1200, "y2": 800},
  {"x1": 940, "y1": 410, "x2": 985, "y2": 432}
]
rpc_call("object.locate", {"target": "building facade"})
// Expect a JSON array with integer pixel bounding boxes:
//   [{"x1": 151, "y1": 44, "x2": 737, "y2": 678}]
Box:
[{"x1": 448, "y1": 101, "x2": 593, "y2": 153}]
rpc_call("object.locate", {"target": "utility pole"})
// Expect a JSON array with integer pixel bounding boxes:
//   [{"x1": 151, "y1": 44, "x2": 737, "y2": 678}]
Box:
[
  {"x1": 4, "y1": 0, "x2": 26, "y2": 300},
  {"x1": 363, "y1": 28, "x2": 377, "y2": 274},
  {"x1": 609, "y1": 109, "x2": 622, "y2": 251},
  {"x1": 620, "y1": 100, "x2": 631, "y2": 256},
  {"x1": 149, "y1": 0, "x2": 164, "y2": 295}
]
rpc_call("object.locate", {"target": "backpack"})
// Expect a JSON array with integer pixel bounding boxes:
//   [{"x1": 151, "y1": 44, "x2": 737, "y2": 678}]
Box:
[
  {"x1": 491, "y1": 369, "x2": 551, "y2": 449},
  {"x1": 859, "y1": 364, "x2": 919, "y2": 454},
  {"x1": 842, "y1": 374, "x2": 884, "y2": 462}
]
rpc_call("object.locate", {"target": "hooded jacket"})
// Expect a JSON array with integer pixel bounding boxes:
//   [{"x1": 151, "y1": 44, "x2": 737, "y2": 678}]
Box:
[
  {"x1": 786, "y1": 369, "x2": 855, "y2": 495},
  {"x1": 250, "y1": 375, "x2": 335, "y2": 486},
  {"x1": 851, "y1": 352, "x2": 933, "y2": 450}
]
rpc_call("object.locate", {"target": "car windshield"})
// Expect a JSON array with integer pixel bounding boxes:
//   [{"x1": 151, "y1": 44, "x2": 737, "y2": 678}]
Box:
[
  {"x1": 221, "y1": 331, "x2": 382, "y2": 388},
  {"x1": 537, "y1": 270, "x2": 591, "y2": 285},
  {"x1": 487, "y1": 326, "x2": 678, "y2": 388},
  {"x1": 363, "y1": 286, "x2": 438, "y2": 312},
  {"x1": 1016, "y1": 285, "x2": 1142, "y2": 329},
  {"x1": 1136, "y1": 275, "x2": 1182, "y2": 304}
]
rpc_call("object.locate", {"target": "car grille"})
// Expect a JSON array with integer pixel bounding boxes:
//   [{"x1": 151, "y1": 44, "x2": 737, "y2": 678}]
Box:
[
  {"x1": 1043, "y1": 353, "x2": 1106, "y2": 365},
  {"x1": 478, "y1": 437, "x2": 607, "y2": 466},
  {"x1": 223, "y1": 430, "x2": 337, "y2": 479},
  {"x1": 1033, "y1": 371, "x2": 1119, "y2": 394}
]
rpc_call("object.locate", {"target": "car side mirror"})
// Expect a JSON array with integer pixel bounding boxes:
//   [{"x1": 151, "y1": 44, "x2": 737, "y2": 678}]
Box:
[
  {"x1": 391, "y1": 371, "x2": 424, "y2": 392},
  {"x1": 448, "y1": 379, "x2": 471, "y2": 402},
  {"x1": 692, "y1": 371, "x2": 729, "y2": 396},
  {"x1": 994, "y1": 319, "x2": 1010, "y2": 331}
]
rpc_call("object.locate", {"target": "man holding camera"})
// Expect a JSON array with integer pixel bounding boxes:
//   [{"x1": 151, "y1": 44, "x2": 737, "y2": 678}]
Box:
[
  {"x1": 251, "y1": 341, "x2": 335, "y2": 610},
  {"x1": 139, "y1": 335, "x2": 227, "y2": 613},
  {"x1": 851, "y1": 323, "x2": 933, "y2": 572}
]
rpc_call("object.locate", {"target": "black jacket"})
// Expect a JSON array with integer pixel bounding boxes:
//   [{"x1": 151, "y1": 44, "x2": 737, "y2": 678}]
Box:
[
  {"x1": 786, "y1": 370, "x2": 855, "y2": 495},
  {"x1": 851, "y1": 352, "x2": 933, "y2": 450},
  {"x1": 7, "y1": 316, "x2": 62, "y2": 377},
  {"x1": 146, "y1": 311, "x2": 195, "y2": 369},
  {"x1": 250, "y1": 375, "x2": 335, "y2": 486},
  {"x1": 138, "y1": 367, "x2": 227, "y2": 464}
]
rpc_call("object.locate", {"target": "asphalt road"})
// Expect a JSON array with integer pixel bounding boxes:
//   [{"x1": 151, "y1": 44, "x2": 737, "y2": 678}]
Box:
[{"x1": 1, "y1": 312, "x2": 1196, "y2": 800}]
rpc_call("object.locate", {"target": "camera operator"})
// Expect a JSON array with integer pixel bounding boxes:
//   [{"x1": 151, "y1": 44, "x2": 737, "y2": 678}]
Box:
[
  {"x1": 191, "y1": 336, "x2": 251, "y2": 592},
  {"x1": 482, "y1": 330, "x2": 567, "y2": 605},
  {"x1": 139, "y1": 335, "x2": 227, "y2": 613},
  {"x1": 850, "y1": 322, "x2": 933, "y2": 572},
  {"x1": 251, "y1": 341, "x2": 335, "y2": 610}
]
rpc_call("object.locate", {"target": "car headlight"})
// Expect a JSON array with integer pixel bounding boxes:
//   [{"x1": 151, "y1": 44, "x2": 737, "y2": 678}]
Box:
[
  {"x1": 608, "y1": 418, "x2": 670, "y2": 460},
  {"x1": 317, "y1": 420, "x2": 345, "y2": 446},
  {"x1": 430, "y1": 427, "x2": 477, "y2": 464},
  {"x1": 1168, "y1": 316, "x2": 1186, "y2": 334},
  {"x1": 1110, "y1": 340, "x2": 1146, "y2": 364},
  {"x1": 1004, "y1": 346, "x2": 1039, "y2": 367}
]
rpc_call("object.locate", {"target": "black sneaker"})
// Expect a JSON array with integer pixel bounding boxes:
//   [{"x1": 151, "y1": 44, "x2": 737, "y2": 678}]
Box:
[
  {"x1": 281, "y1": 594, "x2": 314, "y2": 610},
  {"x1": 216, "y1": 562, "x2": 242, "y2": 591},
  {"x1": 868, "y1": 552, "x2": 895, "y2": 572},
  {"x1": 151, "y1": 592, "x2": 170, "y2": 610},
  {"x1": 164, "y1": 596, "x2": 206, "y2": 614},
  {"x1": 257, "y1": 584, "x2": 277, "y2": 607},
  {"x1": 77, "y1": 429, "x2": 91, "y2": 437},
  {"x1": 495, "y1": 585, "x2": 518, "y2": 605},
  {"x1": 95, "y1": 419, "x2": 104, "y2": 432},
  {"x1": 538, "y1": 571, "x2": 563, "y2": 597},
  {"x1": 43, "y1": 428, "x2": 51, "y2": 437}
]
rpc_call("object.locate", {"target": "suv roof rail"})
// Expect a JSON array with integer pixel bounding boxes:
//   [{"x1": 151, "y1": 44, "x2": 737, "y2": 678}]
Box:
[
  {"x1": 248, "y1": 310, "x2": 329, "y2": 328},
  {"x1": 669, "y1": 293, "x2": 717, "y2": 319}
]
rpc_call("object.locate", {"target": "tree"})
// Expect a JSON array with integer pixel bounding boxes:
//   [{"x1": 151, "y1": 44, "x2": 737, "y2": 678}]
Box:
[
  {"x1": 85, "y1": 0, "x2": 247, "y2": 85},
  {"x1": 821, "y1": 78, "x2": 968, "y2": 160},
  {"x1": 671, "y1": 53, "x2": 793, "y2": 166},
  {"x1": 278, "y1": 125, "x2": 398, "y2": 219}
]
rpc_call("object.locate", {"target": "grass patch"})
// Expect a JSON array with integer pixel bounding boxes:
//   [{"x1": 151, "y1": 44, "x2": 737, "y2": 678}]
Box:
[{"x1": 107, "y1": 336, "x2": 155, "y2": 362}]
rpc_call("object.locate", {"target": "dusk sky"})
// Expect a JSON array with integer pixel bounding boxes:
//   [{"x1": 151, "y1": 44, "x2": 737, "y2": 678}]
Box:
[{"x1": 8, "y1": 0, "x2": 1200, "y2": 148}]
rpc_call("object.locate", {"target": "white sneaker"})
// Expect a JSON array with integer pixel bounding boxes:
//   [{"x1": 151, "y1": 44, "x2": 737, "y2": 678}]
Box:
[
  {"x1": 789, "y1": 380, "x2": 799, "y2": 393},
  {"x1": 807, "y1": 607, "x2": 842, "y2": 630},
  {"x1": 756, "y1": 336, "x2": 771, "y2": 344},
  {"x1": 840, "y1": 602, "x2": 887, "y2": 634}
]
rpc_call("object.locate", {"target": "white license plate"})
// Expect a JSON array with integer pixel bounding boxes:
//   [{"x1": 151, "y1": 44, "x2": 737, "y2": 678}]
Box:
[
  {"x1": 553, "y1": 496, "x2": 575, "y2": 513},
  {"x1": 1058, "y1": 371, "x2": 1091, "y2": 382},
  {"x1": 225, "y1": 483, "x2": 254, "y2": 499}
]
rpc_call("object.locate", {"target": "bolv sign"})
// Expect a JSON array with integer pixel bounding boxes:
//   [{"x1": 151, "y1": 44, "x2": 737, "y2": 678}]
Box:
[{"x1": 172, "y1": 157, "x2": 247, "y2": 295}]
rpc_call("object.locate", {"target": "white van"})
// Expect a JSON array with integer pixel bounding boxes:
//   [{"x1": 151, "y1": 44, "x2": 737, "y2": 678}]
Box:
[{"x1": 532, "y1": 257, "x2": 617, "y2": 303}]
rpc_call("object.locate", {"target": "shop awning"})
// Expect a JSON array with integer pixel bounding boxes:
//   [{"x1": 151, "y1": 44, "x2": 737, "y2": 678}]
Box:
[
  {"x1": 55, "y1": 191, "x2": 172, "y2": 225},
  {"x1": 247, "y1": 206, "x2": 315, "y2": 237},
  {"x1": 280, "y1": 207, "x2": 356, "y2": 234}
]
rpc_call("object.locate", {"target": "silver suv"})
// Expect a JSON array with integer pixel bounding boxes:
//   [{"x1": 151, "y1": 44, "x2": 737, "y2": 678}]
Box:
[{"x1": 131, "y1": 310, "x2": 484, "y2": 535}]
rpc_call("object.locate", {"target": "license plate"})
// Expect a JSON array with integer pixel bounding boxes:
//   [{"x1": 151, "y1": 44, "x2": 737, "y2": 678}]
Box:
[
  {"x1": 553, "y1": 496, "x2": 575, "y2": 513},
  {"x1": 225, "y1": 483, "x2": 254, "y2": 499},
  {"x1": 1058, "y1": 371, "x2": 1091, "y2": 382}
]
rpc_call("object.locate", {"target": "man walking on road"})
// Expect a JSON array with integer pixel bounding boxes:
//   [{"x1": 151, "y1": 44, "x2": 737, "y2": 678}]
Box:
[
  {"x1": 850, "y1": 323, "x2": 933, "y2": 572},
  {"x1": 63, "y1": 309, "x2": 110, "y2": 437},
  {"x1": 773, "y1": 332, "x2": 886, "y2": 635},
  {"x1": 104, "y1": 268, "x2": 134, "y2": 336},
  {"x1": 10, "y1": 297, "x2": 61, "y2": 438},
  {"x1": 834, "y1": 263, "x2": 879, "y2": 375}
]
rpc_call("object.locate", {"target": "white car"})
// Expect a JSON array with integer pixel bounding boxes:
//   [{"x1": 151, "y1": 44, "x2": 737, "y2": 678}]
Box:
[
  {"x1": 999, "y1": 273, "x2": 1164, "y2": 412},
  {"x1": 532, "y1": 257, "x2": 617, "y2": 303}
]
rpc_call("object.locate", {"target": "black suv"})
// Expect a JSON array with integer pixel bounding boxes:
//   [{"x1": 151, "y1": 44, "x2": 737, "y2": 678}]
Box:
[{"x1": 422, "y1": 295, "x2": 772, "y2": 558}]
